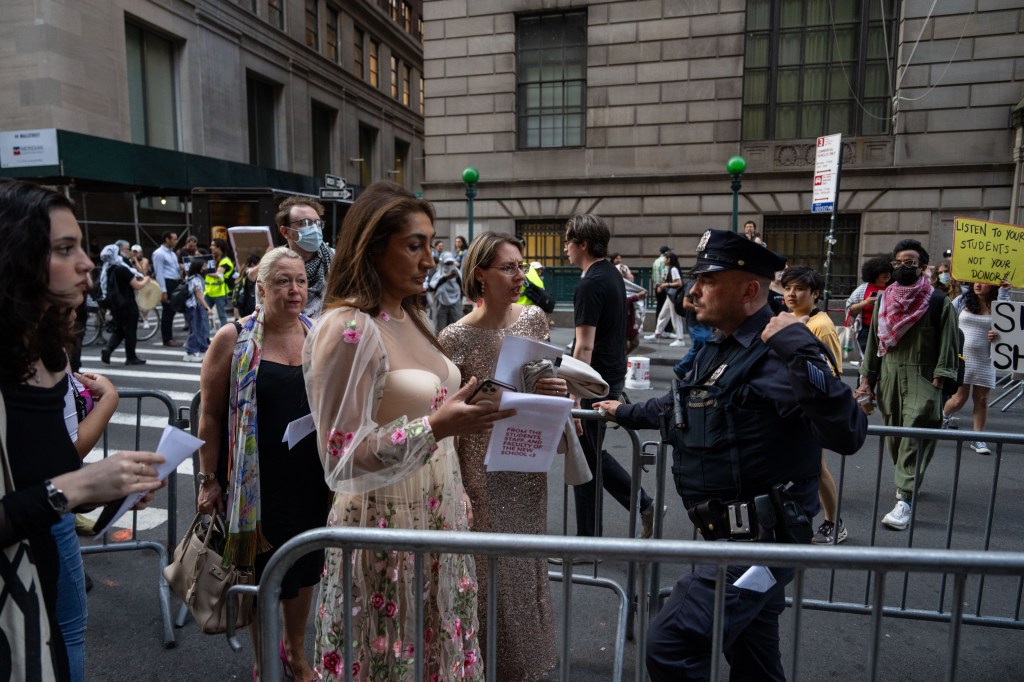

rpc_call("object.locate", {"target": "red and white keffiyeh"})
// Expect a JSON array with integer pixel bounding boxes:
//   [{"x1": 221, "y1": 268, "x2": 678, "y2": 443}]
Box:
[{"x1": 875, "y1": 276, "x2": 933, "y2": 356}]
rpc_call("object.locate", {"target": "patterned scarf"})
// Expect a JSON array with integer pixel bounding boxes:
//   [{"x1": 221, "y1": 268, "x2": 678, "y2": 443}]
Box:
[
  {"x1": 876, "y1": 275, "x2": 933, "y2": 356},
  {"x1": 222, "y1": 304, "x2": 314, "y2": 567},
  {"x1": 304, "y1": 243, "x2": 334, "y2": 319}
]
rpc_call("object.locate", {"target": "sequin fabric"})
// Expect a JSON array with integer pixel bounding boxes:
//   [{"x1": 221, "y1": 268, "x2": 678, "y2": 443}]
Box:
[{"x1": 438, "y1": 305, "x2": 558, "y2": 681}]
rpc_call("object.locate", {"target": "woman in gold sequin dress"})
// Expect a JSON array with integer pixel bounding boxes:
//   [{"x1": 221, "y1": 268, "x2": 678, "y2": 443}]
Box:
[
  {"x1": 438, "y1": 232, "x2": 566, "y2": 681},
  {"x1": 304, "y1": 184, "x2": 515, "y2": 681}
]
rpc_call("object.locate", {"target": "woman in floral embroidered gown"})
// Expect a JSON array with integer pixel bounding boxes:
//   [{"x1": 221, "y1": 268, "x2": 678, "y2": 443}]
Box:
[{"x1": 304, "y1": 182, "x2": 515, "y2": 681}]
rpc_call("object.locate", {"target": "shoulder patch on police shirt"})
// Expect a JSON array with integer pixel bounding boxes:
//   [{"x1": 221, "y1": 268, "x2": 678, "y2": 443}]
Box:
[{"x1": 806, "y1": 361, "x2": 827, "y2": 393}]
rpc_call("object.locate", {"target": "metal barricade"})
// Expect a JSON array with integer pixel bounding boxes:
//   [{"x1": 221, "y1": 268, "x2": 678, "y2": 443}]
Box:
[
  {"x1": 643, "y1": 421, "x2": 1024, "y2": 629},
  {"x1": 240, "y1": 527, "x2": 1024, "y2": 682},
  {"x1": 80, "y1": 388, "x2": 187, "y2": 647}
]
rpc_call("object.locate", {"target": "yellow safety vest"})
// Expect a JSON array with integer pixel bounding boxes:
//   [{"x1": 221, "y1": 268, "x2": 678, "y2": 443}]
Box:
[{"x1": 204, "y1": 256, "x2": 234, "y2": 298}]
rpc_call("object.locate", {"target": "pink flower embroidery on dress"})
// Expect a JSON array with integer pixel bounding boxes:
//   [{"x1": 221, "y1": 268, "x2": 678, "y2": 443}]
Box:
[
  {"x1": 342, "y1": 319, "x2": 361, "y2": 344},
  {"x1": 458, "y1": 575, "x2": 477, "y2": 593},
  {"x1": 426, "y1": 496, "x2": 439, "y2": 511},
  {"x1": 430, "y1": 385, "x2": 449, "y2": 413},
  {"x1": 372, "y1": 636, "x2": 388, "y2": 655},
  {"x1": 327, "y1": 430, "x2": 354, "y2": 458},
  {"x1": 390, "y1": 427, "x2": 407, "y2": 445},
  {"x1": 385, "y1": 601, "x2": 398, "y2": 618},
  {"x1": 370, "y1": 592, "x2": 385, "y2": 610},
  {"x1": 377, "y1": 517, "x2": 388, "y2": 529},
  {"x1": 379, "y1": 311, "x2": 391, "y2": 321},
  {"x1": 321, "y1": 651, "x2": 343, "y2": 676}
]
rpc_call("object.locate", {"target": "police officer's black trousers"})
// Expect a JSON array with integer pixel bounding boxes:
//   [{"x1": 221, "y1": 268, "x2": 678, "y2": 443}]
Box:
[
  {"x1": 646, "y1": 563, "x2": 792, "y2": 682},
  {"x1": 573, "y1": 381, "x2": 653, "y2": 536}
]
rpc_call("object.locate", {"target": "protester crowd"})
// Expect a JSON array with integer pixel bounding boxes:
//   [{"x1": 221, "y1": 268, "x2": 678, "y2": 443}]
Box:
[{"x1": 1, "y1": 176, "x2": 1017, "y2": 681}]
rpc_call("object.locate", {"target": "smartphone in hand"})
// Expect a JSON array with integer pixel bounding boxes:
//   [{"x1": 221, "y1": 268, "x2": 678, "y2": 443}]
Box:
[{"x1": 467, "y1": 378, "x2": 517, "y2": 406}]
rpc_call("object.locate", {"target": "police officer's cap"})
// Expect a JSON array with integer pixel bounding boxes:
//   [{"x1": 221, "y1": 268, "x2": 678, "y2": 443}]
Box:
[{"x1": 690, "y1": 229, "x2": 787, "y2": 279}]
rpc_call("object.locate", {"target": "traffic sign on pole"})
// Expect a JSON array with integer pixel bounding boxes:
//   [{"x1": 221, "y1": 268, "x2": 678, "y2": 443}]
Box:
[
  {"x1": 324, "y1": 174, "x2": 346, "y2": 190},
  {"x1": 811, "y1": 133, "x2": 841, "y2": 214},
  {"x1": 320, "y1": 187, "x2": 353, "y2": 200}
]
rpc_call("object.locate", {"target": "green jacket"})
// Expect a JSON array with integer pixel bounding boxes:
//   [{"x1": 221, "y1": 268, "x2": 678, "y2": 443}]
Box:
[{"x1": 859, "y1": 293, "x2": 958, "y2": 387}]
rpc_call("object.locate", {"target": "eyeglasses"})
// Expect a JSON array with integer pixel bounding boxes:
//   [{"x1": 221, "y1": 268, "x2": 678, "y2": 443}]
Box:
[
  {"x1": 288, "y1": 218, "x2": 324, "y2": 230},
  {"x1": 891, "y1": 259, "x2": 919, "y2": 269},
  {"x1": 489, "y1": 262, "x2": 530, "y2": 276}
]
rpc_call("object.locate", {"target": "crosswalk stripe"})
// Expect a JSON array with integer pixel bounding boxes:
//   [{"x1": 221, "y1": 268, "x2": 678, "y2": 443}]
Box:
[
  {"x1": 78, "y1": 366, "x2": 201, "y2": 382},
  {"x1": 80, "y1": 356, "x2": 203, "y2": 370},
  {"x1": 84, "y1": 347, "x2": 198, "y2": 358},
  {"x1": 81, "y1": 506, "x2": 168, "y2": 532},
  {"x1": 84, "y1": 448, "x2": 195, "y2": 474}
]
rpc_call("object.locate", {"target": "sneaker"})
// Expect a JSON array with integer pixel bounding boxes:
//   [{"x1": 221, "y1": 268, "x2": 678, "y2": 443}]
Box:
[
  {"x1": 970, "y1": 441, "x2": 991, "y2": 455},
  {"x1": 640, "y1": 502, "x2": 667, "y2": 539},
  {"x1": 812, "y1": 519, "x2": 848, "y2": 544},
  {"x1": 669, "y1": 339, "x2": 685, "y2": 347},
  {"x1": 643, "y1": 333, "x2": 660, "y2": 341},
  {"x1": 182, "y1": 352, "x2": 204, "y2": 362},
  {"x1": 881, "y1": 500, "x2": 912, "y2": 530},
  {"x1": 941, "y1": 415, "x2": 959, "y2": 429}
]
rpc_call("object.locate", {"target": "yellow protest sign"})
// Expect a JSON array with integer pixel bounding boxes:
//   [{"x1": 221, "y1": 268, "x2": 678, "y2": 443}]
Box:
[{"x1": 951, "y1": 217, "x2": 1024, "y2": 287}]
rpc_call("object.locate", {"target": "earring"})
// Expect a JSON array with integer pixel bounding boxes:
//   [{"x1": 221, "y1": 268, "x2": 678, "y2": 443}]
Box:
[{"x1": 480, "y1": 280, "x2": 486, "y2": 295}]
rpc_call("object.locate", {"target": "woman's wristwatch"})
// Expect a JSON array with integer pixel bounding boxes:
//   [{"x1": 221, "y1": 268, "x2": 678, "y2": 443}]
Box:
[{"x1": 196, "y1": 471, "x2": 217, "y2": 487}]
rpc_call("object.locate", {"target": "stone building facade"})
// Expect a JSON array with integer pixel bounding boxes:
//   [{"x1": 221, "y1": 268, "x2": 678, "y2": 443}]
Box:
[
  {"x1": 422, "y1": 0, "x2": 1024, "y2": 295},
  {"x1": 0, "y1": 0, "x2": 425, "y2": 248}
]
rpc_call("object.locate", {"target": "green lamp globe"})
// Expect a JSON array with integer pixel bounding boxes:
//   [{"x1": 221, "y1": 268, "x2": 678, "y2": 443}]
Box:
[
  {"x1": 462, "y1": 167, "x2": 480, "y2": 184},
  {"x1": 726, "y1": 156, "x2": 747, "y2": 176}
]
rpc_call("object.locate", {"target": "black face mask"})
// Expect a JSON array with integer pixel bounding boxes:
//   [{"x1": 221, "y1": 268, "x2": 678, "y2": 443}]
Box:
[{"x1": 894, "y1": 265, "x2": 919, "y2": 286}]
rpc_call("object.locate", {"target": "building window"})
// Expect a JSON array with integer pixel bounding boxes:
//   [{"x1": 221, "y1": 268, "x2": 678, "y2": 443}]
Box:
[
  {"x1": 389, "y1": 0, "x2": 398, "y2": 21},
  {"x1": 353, "y1": 27, "x2": 364, "y2": 78},
  {"x1": 402, "y1": 2, "x2": 412, "y2": 33},
  {"x1": 742, "y1": 0, "x2": 896, "y2": 140},
  {"x1": 312, "y1": 102, "x2": 335, "y2": 178},
  {"x1": 369, "y1": 40, "x2": 379, "y2": 88},
  {"x1": 305, "y1": 0, "x2": 319, "y2": 50},
  {"x1": 390, "y1": 56, "x2": 399, "y2": 99},
  {"x1": 516, "y1": 220, "x2": 569, "y2": 266},
  {"x1": 419, "y1": 75, "x2": 424, "y2": 115},
  {"x1": 358, "y1": 124, "x2": 376, "y2": 187},
  {"x1": 763, "y1": 213, "x2": 861, "y2": 297},
  {"x1": 401, "y1": 64, "x2": 410, "y2": 107},
  {"x1": 418, "y1": 17, "x2": 424, "y2": 45},
  {"x1": 247, "y1": 74, "x2": 278, "y2": 168},
  {"x1": 268, "y1": 0, "x2": 284, "y2": 30},
  {"x1": 125, "y1": 22, "x2": 178, "y2": 151},
  {"x1": 393, "y1": 138, "x2": 409, "y2": 188},
  {"x1": 325, "y1": 6, "x2": 339, "y2": 62},
  {"x1": 516, "y1": 11, "x2": 587, "y2": 149}
]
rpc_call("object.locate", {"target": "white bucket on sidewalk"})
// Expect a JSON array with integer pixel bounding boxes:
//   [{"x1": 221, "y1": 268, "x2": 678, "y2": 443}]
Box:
[{"x1": 625, "y1": 356, "x2": 651, "y2": 390}]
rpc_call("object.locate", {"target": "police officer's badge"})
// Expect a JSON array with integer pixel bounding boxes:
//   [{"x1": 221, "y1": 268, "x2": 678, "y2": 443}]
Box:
[{"x1": 696, "y1": 230, "x2": 711, "y2": 252}]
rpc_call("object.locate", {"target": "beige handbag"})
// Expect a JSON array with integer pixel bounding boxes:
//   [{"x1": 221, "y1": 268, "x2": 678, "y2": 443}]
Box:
[{"x1": 163, "y1": 513, "x2": 255, "y2": 634}]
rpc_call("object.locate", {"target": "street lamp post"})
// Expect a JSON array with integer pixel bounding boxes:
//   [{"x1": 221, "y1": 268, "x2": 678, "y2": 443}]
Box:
[
  {"x1": 462, "y1": 167, "x2": 479, "y2": 242},
  {"x1": 726, "y1": 155, "x2": 747, "y2": 233}
]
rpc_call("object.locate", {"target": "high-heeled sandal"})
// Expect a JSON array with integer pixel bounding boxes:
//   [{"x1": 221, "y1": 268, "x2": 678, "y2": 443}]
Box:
[{"x1": 279, "y1": 640, "x2": 296, "y2": 680}]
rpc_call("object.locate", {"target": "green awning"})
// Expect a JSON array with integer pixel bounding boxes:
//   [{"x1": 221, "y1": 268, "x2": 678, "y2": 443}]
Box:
[{"x1": 1, "y1": 129, "x2": 318, "y2": 196}]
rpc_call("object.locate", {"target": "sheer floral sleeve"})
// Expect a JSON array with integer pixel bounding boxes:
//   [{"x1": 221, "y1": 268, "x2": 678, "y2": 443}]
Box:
[{"x1": 303, "y1": 307, "x2": 438, "y2": 494}]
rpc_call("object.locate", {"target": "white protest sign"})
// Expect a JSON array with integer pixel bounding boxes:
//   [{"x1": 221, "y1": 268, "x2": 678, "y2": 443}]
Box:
[
  {"x1": 483, "y1": 393, "x2": 572, "y2": 473},
  {"x1": 992, "y1": 301, "x2": 1024, "y2": 373}
]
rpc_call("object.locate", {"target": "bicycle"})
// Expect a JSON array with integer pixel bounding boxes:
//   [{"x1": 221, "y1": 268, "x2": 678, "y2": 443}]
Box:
[{"x1": 82, "y1": 295, "x2": 161, "y2": 346}]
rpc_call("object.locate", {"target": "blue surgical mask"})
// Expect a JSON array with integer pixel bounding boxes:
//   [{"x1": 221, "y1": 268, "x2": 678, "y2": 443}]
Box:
[
  {"x1": 295, "y1": 225, "x2": 323, "y2": 252},
  {"x1": 938, "y1": 272, "x2": 951, "y2": 284}
]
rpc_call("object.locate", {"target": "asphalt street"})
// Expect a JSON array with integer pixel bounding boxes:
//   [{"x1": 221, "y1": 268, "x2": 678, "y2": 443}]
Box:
[{"x1": 76, "y1": 318, "x2": 1024, "y2": 681}]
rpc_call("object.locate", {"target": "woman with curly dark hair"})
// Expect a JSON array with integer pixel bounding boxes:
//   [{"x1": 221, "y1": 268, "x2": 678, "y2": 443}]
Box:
[
  {"x1": 0, "y1": 179, "x2": 165, "y2": 680},
  {"x1": 941, "y1": 282, "x2": 1001, "y2": 453}
]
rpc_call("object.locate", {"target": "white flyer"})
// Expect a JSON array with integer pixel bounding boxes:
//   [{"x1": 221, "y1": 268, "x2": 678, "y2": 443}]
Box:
[
  {"x1": 483, "y1": 392, "x2": 573, "y2": 473},
  {"x1": 493, "y1": 335, "x2": 563, "y2": 390},
  {"x1": 92, "y1": 425, "x2": 204, "y2": 538},
  {"x1": 733, "y1": 565, "x2": 777, "y2": 593}
]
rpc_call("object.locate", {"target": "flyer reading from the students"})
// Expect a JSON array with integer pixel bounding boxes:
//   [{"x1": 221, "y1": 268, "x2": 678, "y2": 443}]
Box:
[{"x1": 950, "y1": 217, "x2": 1024, "y2": 288}]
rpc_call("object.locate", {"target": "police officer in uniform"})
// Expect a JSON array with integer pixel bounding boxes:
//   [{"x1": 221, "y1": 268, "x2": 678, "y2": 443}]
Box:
[{"x1": 595, "y1": 229, "x2": 867, "y2": 681}]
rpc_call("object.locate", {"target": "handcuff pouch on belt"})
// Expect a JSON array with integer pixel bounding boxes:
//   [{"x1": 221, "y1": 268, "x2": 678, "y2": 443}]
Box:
[{"x1": 686, "y1": 484, "x2": 812, "y2": 544}]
